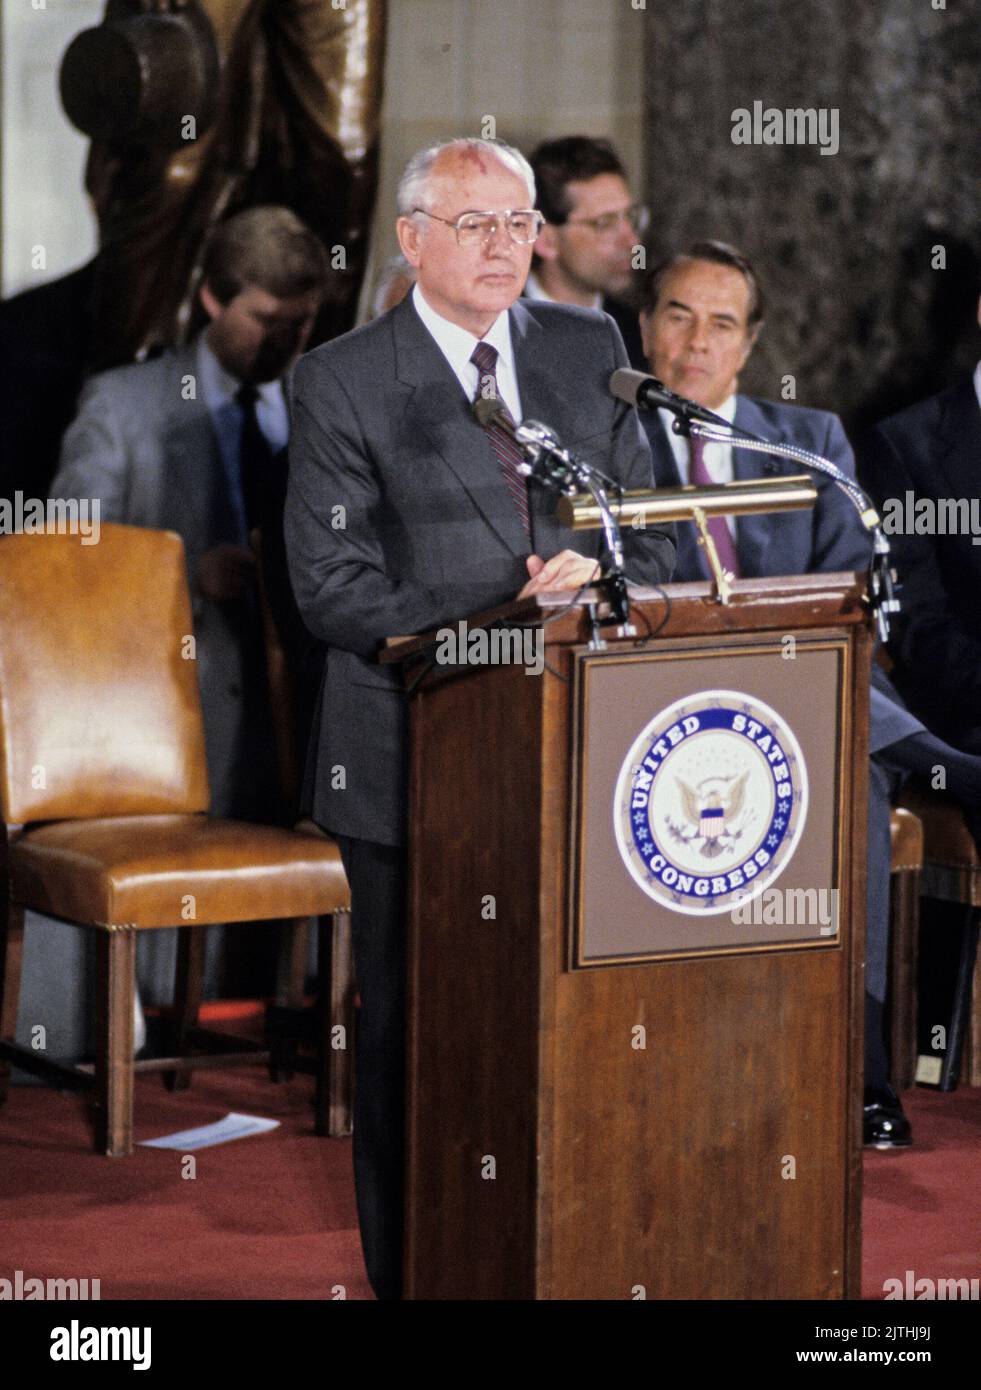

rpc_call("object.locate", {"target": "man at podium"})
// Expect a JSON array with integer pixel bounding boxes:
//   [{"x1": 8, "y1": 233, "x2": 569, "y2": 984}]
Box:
[{"x1": 285, "y1": 136, "x2": 675, "y2": 1299}]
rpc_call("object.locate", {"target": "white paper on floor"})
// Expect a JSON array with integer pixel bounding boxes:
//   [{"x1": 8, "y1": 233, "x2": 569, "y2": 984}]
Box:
[{"x1": 138, "y1": 1112, "x2": 281, "y2": 1150}]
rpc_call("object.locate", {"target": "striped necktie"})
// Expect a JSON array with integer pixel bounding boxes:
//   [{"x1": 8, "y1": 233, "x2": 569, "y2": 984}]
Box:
[
  {"x1": 688, "y1": 434, "x2": 741, "y2": 579},
  {"x1": 470, "y1": 340, "x2": 530, "y2": 538}
]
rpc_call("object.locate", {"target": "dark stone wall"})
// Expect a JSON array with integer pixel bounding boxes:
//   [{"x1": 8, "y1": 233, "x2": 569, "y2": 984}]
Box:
[{"x1": 643, "y1": 0, "x2": 981, "y2": 432}]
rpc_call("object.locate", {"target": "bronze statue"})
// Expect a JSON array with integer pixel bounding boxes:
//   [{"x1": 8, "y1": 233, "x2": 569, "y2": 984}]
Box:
[{"x1": 61, "y1": 0, "x2": 386, "y2": 367}]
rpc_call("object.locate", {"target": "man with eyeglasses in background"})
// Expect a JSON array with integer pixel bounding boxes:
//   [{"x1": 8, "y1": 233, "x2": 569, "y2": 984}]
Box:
[
  {"x1": 285, "y1": 136, "x2": 674, "y2": 1300},
  {"x1": 526, "y1": 135, "x2": 651, "y2": 369}
]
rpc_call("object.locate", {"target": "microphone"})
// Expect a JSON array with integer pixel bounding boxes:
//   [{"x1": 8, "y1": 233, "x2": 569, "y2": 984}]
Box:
[
  {"x1": 472, "y1": 394, "x2": 514, "y2": 435},
  {"x1": 609, "y1": 375, "x2": 898, "y2": 633},
  {"x1": 609, "y1": 368, "x2": 733, "y2": 429},
  {"x1": 471, "y1": 399, "x2": 630, "y2": 624},
  {"x1": 472, "y1": 395, "x2": 536, "y2": 478},
  {"x1": 471, "y1": 395, "x2": 615, "y2": 495}
]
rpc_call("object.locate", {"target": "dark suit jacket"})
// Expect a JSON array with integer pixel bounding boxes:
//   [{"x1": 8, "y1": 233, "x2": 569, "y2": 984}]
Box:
[
  {"x1": 286, "y1": 293, "x2": 675, "y2": 846},
  {"x1": 857, "y1": 375, "x2": 981, "y2": 752},
  {"x1": 602, "y1": 294, "x2": 646, "y2": 371},
  {"x1": 0, "y1": 260, "x2": 97, "y2": 502},
  {"x1": 645, "y1": 395, "x2": 924, "y2": 753}
]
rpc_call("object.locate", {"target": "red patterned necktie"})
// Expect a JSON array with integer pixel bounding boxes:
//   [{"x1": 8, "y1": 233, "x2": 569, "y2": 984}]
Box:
[
  {"x1": 688, "y1": 434, "x2": 742, "y2": 579},
  {"x1": 470, "y1": 340, "x2": 530, "y2": 537}
]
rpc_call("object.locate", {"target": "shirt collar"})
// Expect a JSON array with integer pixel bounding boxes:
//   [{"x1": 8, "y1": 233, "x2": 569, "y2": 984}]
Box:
[
  {"x1": 411, "y1": 281, "x2": 514, "y2": 375},
  {"x1": 525, "y1": 269, "x2": 601, "y2": 312},
  {"x1": 973, "y1": 359, "x2": 981, "y2": 415},
  {"x1": 195, "y1": 332, "x2": 284, "y2": 411},
  {"x1": 658, "y1": 391, "x2": 737, "y2": 440}
]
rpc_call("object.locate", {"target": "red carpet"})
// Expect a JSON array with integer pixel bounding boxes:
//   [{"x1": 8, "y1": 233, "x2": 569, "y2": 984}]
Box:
[
  {"x1": 1, "y1": 1065, "x2": 976, "y2": 1301},
  {"x1": 862, "y1": 1085, "x2": 981, "y2": 1299},
  {"x1": 0, "y1": 1064, "x2": 371, "y2": 1301}
]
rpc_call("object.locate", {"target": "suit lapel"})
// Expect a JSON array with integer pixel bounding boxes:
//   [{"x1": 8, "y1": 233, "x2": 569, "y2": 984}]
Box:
[
  {"x1": 392, "y1": 296, "x2": 528, "y2": 558},
  {"x1": 646, "y1": 414, "x2": 707, "y2": 580},
  {"x1": 510, "y1": 300, "x2": 587, "y2": 555},
  {"x1": 647, "y1": 413, "x2": 684, "y2": 488},
  {"x1": 158, "y1": 344, "x2": 230, "y2": 545},
  {"x1": 732, "y1": 395, "x2": 782, "y2": 575},
  {"x1": 934, "y1": 376, "x2": 981, "y2": 499}
]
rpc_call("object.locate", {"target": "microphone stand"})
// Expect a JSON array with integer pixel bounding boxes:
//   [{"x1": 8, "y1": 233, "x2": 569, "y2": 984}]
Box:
[
  {"x1": 509, "y1": 419, "x2": 633, "y2": 642},
  {"x1": 671, "y1": 414, "x2": 900, "y2": 641}
]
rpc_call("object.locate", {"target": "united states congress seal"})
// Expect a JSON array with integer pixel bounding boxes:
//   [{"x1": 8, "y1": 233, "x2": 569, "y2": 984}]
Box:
[{"x1": 613, "y1": 690, "x2": 809, "y2": 916}]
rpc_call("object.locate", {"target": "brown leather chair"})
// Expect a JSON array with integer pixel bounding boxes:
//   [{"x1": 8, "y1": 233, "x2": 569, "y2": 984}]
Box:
[
  {"x1": 895, "y1": 785, "x2": 981, "y2": 1090},
  {"x1": 888, "y1": 806, "x2": 924, "y2": 1090},
  {"x1": 0, "y1": 525, "x2": 350, "y2": 1154}
]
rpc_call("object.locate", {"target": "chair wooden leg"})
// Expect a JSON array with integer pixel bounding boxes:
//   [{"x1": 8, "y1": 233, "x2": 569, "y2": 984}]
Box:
[
  {"x1": 941, "y1": 904, "x2": 981, "y2": 1092},
  {"x1": 268, "y1": 917, "x2": 310, "y2": 1083},
  {"x1": 888, "y1": 868, "x2": 920, "y2": 1092},
  {"x1": 275, "y1": 917, "x2": 309, "y2": 1008},
  {"x1": 959, "y1": 940, "x2": 981, "y2": 1087},
  {"x1": 0, "y1": 899, "x2": 26, "y2": 1104},
  {"x1": 324, "y1": 908, "x2": 354, "y2": 1138},
  {"x1": 94, "y1": 928, "x2": 136, "y2": 1156},
  {"x1": 313, "y1": 913, "x2": 331, "y2": 1132},
  {"x1": 166, "y1": 926, "x2": 205, "y2": 1092}
]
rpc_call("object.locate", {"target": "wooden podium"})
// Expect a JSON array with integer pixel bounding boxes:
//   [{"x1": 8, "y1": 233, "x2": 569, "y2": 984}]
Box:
[{"x1": 386, "y1": 573, "x2": 871, "y2": 1300}]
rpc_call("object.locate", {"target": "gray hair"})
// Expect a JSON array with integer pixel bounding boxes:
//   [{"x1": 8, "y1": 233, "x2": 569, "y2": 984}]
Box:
[{"x1": 396, "y1": 137, "x2": 536, "y2": 219}]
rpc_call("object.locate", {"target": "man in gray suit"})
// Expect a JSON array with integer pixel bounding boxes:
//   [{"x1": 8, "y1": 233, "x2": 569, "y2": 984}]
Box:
[
  {"x1": 639, "y1": 240, "x2": 981, "y2": 1148},
  {"x1": 285, "y1": 137, "x2": 674, "y2": 1298},
  {"x1": 53, "y1": 205, "x2": 327, "y2": 821},
  {"x1": 49, "y1": 206, "x2": 327, "y2": 1005}
]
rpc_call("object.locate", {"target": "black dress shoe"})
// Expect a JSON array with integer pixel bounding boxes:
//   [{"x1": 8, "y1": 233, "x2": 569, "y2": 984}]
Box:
[{"x1": 863, "y1": 1085, "x2": 912, "y2": 1148}]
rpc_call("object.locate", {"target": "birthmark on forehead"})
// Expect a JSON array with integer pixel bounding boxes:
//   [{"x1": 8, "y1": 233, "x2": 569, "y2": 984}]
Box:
[{"x1": 455, "y1": 145, "x2": 494, "y2": 176}]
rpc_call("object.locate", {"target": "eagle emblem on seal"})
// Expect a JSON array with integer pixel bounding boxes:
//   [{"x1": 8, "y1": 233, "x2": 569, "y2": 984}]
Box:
[{"x1": 670, "y1": 770, "x2": 750, "y2": 856}]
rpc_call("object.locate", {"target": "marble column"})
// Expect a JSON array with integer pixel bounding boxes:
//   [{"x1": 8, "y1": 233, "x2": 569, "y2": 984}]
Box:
[{"x1": 643, "y1": 0, "x2": 981, "y2": 431}]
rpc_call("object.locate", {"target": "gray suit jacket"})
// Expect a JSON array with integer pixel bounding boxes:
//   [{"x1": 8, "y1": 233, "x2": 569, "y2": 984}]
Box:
[
  {"x1": 286, "y1": 294, "x2": 675, "y2": 846},
  {"x1": 644, "y1": 395, "x2": 924, "y2": 754},
  {"x1": 50, "y1": 343, "x2": 278, "y2": 817}
]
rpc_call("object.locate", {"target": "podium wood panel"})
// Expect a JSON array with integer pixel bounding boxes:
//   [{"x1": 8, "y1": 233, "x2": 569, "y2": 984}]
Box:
[{"x1": 399, "y1": 576, "x2": 868, "y2": 1299}]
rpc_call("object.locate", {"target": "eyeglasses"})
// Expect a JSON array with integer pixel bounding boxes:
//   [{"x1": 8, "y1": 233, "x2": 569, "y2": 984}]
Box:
[
  {"x1": 565, "y1": 204, "x2": 651, "y2": 237},
  {"x1": 412, "y1": 207, "x2": 545, "y2": 245}
]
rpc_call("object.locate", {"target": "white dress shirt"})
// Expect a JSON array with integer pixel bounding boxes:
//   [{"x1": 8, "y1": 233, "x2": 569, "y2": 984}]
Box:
[
  {"x1": 411, "y1": 282, "x2": 523, "y2": 421},
  {"x1": 973, "y1": 358, "x2": 981, "y2": 415},
  {"x1": 524, "y1": 270, "x2": 602, "y2": 313},
  {"x1": 659, "y1": 393, "x2": 739, "y2": 537}
]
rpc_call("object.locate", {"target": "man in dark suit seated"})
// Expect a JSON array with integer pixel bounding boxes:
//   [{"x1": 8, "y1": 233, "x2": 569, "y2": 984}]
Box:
[
  {"x1": 524, "y1": 135, "x2": 649, "y2": 370},
  {"x1": 856, "y1": 294, "x2": 981, "y2": 763},
  {"x1": 285, "y1": 136, "x2": 675, "y2": 1298},
  {"x1": 638, "y1": 240, "x2": 981, "y2": 1149}
]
